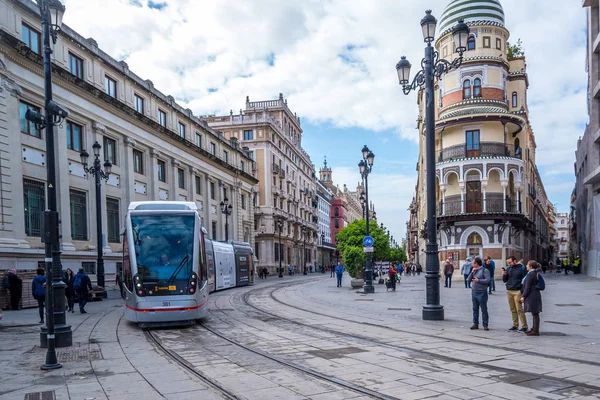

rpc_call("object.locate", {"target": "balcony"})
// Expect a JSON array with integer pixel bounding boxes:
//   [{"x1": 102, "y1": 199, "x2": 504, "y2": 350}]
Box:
[
  {"x1": 437, "y1": 142, "x2": 521, "y2": 163},
  {"x1": 437, "y1": 198, "x2": 522, "y2": 216}
]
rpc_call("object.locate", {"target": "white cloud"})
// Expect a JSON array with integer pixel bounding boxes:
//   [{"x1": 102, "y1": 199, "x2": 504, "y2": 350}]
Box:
[{"x1": 60, "y1": 0, "x2": 587, "y2": 237}]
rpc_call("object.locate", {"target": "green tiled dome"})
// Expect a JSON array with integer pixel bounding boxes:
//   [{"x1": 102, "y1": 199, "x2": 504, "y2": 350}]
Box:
[{"x1": 438, "y1": 0, "x2": 505, "y2": 34}]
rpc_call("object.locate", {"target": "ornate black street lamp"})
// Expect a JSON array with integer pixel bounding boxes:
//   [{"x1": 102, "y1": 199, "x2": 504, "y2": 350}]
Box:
[
  {"x1": 396, "y1": 10, "x2": 469, "y2": 321},
  {"x1": 277, "y1": 217, "x2": 284, "y2": 278},
  {"x1": 80, "y1": 142, "x2": 112, "y2": 294},
  {"x1": 220, "y1": 197, "x2": 233, "y2": 241},
  {"x1": 359, "y1": 191, "x2": 366, "y2": 220},
  {"x1": 24, "y1": 0, "x2": 73, "y2": 369},
  {"x1": 302, "y1": 226, "x2": 307, "y2": 275},
  {"x1": 358, "y1": 145, "x2": 375, "y2": 294}
]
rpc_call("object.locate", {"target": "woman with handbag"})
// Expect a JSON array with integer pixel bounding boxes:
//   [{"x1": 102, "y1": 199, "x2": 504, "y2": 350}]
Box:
[
  {"x1": 520, "y1": 260, "x2": 543, "y2": 336},
  {"x1": 63, "y1": 268, "x2": 75, "y2": 313}
]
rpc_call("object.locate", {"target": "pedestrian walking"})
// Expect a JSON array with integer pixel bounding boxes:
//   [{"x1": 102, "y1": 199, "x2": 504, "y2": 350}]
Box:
[
  {"x1": 74, "y1": 268, "x2": 93, "y2": 314},
  {"x1": 6, "y1": 269, "x2": 23, "y2": 310},
  {"x1": 502, "y1": 256, "x2": 528, "y2": 332},
  {"x1": 484, "y1": 257, "x2": 496, "y2": 294},
  {"x1": 335, "y1": 262, "x2": 345, "y2": 287},
  {"x1": 63, "y1": 268, "x2": 75, "y2": 313},
  {"x1": 416, "y1": 264, "x2": 422, "y2": 275},
  {"x1": 521, "y1": 261, "x2": 543, "y2": 336},
  {"x1": 443, "y1": 259, "x2": 454, "y2": 288},
  {"x1": 31, "y1": 268, "x2": 46, "y2": 324},
  {"x1": 461, "y1": 257, "x2": 473, "y2": 288},
  {"x1": 330, "y1": 264, "x2": 334, "y2": 278},
  {"x1": 467, "y1": 257, "x2": 490, "y2": 330},
  {"x1": 289, "y1": 265, "x2": 294, "y2": 276},
  {"x1": 258, "y1": 268, "x2": 263, "y2": 279},
  {"x1": 388, "y1": 264, "x2": 398, "y2": 291},
  {"x1": 262, "y1": 267, "x2": 268, "y2": 279},
  {"x1": 411, "y1": 264, "x2": 416, "y2": 276}
]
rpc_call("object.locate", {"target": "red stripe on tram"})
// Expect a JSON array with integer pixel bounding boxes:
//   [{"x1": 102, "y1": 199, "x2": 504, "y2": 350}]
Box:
[{"x1": 126, "y1": 297, "x2": 208, "y2": 313}]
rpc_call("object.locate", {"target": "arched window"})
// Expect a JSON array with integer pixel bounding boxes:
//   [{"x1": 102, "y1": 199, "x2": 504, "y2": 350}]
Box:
[
  {"x1": 561, "y1": 219, "x2": 565, "y2": 224},
  {"x1": 467, "y1": 232, "x2": 483, "y2": 245},
  {"x1": 514, "y1": 138, "x2": 521, "y2": 158},
  {"x1": 334, "y1": 219, "x2": 339, "y2": 229},
  {"x1": 334, "y1": 207, "x2": 339, "y2": 217},
  {"x1": 463, "y1": 80, "x2": 471, "y2": 99},
  {"x1": 467, "y1": 36, "x2": 476, "y2": 51},
  {"x1": 473, "y1": 78, "x2": 482, "y2": 98},
  {"x1": 512, "y1": 92, "x2": 518, "y2": 108}
]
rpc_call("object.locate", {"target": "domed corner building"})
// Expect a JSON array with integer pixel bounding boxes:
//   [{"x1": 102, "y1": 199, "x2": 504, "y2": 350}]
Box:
[{"x1": 408, "y1": 0, "x2": 553, "y2": 271}]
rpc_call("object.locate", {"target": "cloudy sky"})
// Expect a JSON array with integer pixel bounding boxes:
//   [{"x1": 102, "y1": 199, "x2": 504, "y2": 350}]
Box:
[{"x1": 61, "y1": 0, "x2": 587, "y2": 243}]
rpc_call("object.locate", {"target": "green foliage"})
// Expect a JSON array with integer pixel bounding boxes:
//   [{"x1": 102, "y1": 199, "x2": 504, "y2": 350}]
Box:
[
  {"x1": 342, "y1": 246, "x2": 364, "y2": 279},
  {"x1": 388, "y1": 246, "x2": 407, "y2": 264},
  {"x1": 507, "y1": 38, "x2": 524, "y2": 60},
  {"x1": 335, "y1": 219, "x2": 391, "y2": 277}
]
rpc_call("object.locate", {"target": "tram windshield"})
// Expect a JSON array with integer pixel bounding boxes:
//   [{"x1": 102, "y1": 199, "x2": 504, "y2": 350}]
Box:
[{"x1": 130, "y1": 213, "x2": 195, "y2": 283}]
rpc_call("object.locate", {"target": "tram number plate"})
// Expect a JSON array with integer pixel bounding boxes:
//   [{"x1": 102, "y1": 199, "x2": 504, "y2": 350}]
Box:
[{"x1": 162, "y1": 302, "x2": 171, "y2": 307}]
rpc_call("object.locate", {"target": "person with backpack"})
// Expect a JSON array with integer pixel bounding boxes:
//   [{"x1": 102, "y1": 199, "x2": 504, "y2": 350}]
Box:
[
  {"x1": 74, "y1": 267, "x2": 93, "y2": 314},
  {"x1": 31, "y1": 268, "x2": 46, "y2": 324},
  {"x1": 335, "y1": 262, "x2": 345, "y2": 288},
  {"x1": 461, "y1": 257, "x2": 473, "y2": 288},
  {"x1": 5, "y1": 269, "x2": 23, "y2": 310},
  {"x1": 502, "y1": 256, "x2": 528, "y2": 332},
  {"x1": 520, "y1": 261, "x2": 544, "y2": 336},
  {"x1": 484, "y1": 257, "x2": 496, "y2": 294}
]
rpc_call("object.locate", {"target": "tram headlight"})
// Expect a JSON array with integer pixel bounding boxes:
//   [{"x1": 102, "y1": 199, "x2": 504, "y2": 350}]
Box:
[{"x1": 136, "y1": 283, "x2": 142, "y2": 288}]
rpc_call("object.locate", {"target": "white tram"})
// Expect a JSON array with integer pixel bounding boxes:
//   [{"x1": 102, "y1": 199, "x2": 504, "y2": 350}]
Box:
[{"x1": 120, "y1": 201, "x2": 254, "y2": 327}]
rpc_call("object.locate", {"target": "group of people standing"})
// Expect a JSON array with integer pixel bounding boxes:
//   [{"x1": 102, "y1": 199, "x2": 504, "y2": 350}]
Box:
[
  {"x1": 464, "y1": 256, "x2": 544, "y2": 336},
  {"x1": 2, "y1": 267, "x2": 93, "y2": 324}
]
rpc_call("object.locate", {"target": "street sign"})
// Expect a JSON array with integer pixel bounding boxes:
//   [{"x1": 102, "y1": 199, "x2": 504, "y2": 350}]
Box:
[
  {"x1": 363, "y1": 236, "x2": 374, "y2": 247},
  {"x1": 363, "y1": 247, "x2": 374, "y2": 253}
]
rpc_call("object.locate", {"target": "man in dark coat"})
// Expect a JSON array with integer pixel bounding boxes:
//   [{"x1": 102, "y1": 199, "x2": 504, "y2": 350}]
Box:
[
  {"x1": 7, "y1": 269, "x2": 22, "y2": 310},
  {"x1": 521, "y1": 261, "x2": 543, "y2": 336},
  {"x1": 443, "y1": 259, "x2": 454, "y2": 288},
  {"x1": 74, "y1": 268, "x2": 93, "y2": 314}
]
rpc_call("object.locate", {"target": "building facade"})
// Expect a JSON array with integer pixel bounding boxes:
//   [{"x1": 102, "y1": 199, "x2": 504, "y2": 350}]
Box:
[
  {"x1": 206, "y1": 95, "x2": 318, "y2": 274},
  {"x1": 576, "y1": 0, "x2": 600, "y2": 278},
  {"x1": 0, "y1": 0, "x2": 257, "y2": 278},
  {"x1": 555, "y1": 213, "x2": 570, "y2": 261},
  {"x1": 411, "y1": 0, "x2": 552, "y2": 269},
  {"x1": 316, "y1": 176, "x2": 336, "y2": 267}
]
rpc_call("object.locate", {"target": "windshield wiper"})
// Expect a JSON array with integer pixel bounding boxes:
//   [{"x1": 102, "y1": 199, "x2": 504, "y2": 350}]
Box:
[{"x1": 168, "y1": 255, "x2": 189, "y2": 284}]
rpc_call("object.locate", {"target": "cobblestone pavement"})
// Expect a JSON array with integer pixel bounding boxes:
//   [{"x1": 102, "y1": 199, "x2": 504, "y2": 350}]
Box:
[{"x1": 0, "y1": 272, "x2": 599, "y2": 399}]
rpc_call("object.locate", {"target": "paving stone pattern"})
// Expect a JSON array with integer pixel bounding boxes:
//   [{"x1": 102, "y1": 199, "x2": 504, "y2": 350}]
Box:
[{"x1": 0, "y1": 273, "x2": 599, "y2": 399}]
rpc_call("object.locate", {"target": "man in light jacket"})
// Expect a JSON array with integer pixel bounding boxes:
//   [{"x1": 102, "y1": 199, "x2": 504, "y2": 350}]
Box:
[
  {"x1": 467, "y1": 257, "x2": 491, "y2": 330},
  {"x1": 461, "y1": 257, "x2": 473, "y2": 288}
]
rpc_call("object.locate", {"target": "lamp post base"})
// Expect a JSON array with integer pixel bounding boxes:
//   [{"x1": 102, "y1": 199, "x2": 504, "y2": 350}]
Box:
[
  {"x1": 362, "y1": 284, "x2": 375, "y2": 294},
  {"x1": 40, "y1": 324, "x2": 73, "y2": 348},
  {"x1": 422, "y1": 305, "x2": 445, "y2": 321}
]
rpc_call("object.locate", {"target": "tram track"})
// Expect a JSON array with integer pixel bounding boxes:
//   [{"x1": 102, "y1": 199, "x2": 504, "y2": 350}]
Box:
[
  {"x1": 233, "y1": 281, "x2": 600, "y2": 393},
  {"x1": 144, "y1": 328, "x2": 240, "y2": 400}
]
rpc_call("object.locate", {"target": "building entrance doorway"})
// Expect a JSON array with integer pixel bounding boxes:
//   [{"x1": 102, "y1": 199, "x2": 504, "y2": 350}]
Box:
[{"x1": 467, "y1": 232, "x2": 483, "y2": 259}]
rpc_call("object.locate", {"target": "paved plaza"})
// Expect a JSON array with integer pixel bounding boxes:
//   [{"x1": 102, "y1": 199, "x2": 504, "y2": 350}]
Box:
[{"x1": 0, "y1": 272, "x2": 599, "y2": 399}]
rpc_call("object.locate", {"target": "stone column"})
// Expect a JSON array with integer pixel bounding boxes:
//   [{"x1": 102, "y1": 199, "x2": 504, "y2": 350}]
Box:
[
  {"x1": 515, "y1": 182, "x2": 522, "y2": 213},
  {"x1": 149, "y1": 149, "x2": 161, "y2": 200},
  {"x1": 0, "y1": 72, "x2": 29, "y2": 248},
  {"x1": 459, "y1": 182, "x2": 465, "y2": 214},
  {"x1": 123, "y1": 138, "x2": 136, "y2": 208},
  {"x1": 170, "y1": 158, "x2": 180, "y2": 200},
  {"x1": 481, "y1": 179, "x2": 488, "y2": 213},
  {"x1": 440, "y1": 184, "x2": 447, "y2": 216},
  {"x1": 56, "y1": 116, "x2": 75, "y2": 251},
  {"x1": 500, "y1": 180, "x2": 508, "y2": 212}
]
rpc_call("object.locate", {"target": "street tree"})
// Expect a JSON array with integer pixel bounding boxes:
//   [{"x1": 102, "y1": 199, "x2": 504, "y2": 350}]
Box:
[{"x1": 335, "y1": 219, "x2": 390, "y2": 278}]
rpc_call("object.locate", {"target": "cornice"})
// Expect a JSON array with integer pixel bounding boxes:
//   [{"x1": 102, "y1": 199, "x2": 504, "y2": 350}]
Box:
[{"x1": 0, "y1": 32, "x2": 257, "y2": 185}]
